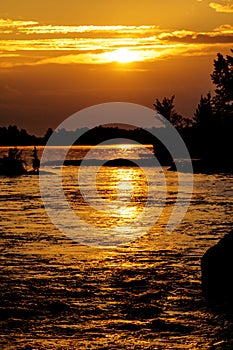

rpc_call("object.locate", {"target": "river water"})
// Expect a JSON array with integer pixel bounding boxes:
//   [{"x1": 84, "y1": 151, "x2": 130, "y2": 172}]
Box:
[{"x1": 0, "y1": 145, "x2": 233, "y2": 349}]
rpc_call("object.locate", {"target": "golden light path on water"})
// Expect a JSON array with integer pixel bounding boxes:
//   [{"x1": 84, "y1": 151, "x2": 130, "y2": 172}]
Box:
[
  {"x1": 0, "y1": 145, "x2": 233, "y2": 349},
  {"x1": 64, "y1": 166, "x2": 149, "y2": 229}
]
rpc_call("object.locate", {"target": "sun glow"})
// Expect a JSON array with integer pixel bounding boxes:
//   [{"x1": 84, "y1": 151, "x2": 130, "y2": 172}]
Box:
[
  {"x1": 0, "y1": 19, "x2": 232, "y2": 68},
  {"x1": 105, "y1": 48, "x2": 141, "y2": 63},
  {"x1": 117, "y1": 144, "x2": 133, "y2": 150}
]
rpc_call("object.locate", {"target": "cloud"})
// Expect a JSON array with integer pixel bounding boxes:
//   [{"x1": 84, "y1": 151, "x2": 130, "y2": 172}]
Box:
[
  {"x1": 0, "y1": 18, "x2": 232, "y2": 68},
  {"x1": 209, "y1": 1, "x2": 233, "y2": 13},
  {"x1": 159, "y1": 27, "x2": 233, "y2": 43},
  {"x1": 214, "y1": 24, "x2": 233, "y2": 32},
  {"x1": 0, "y1": 20, "x2": 158, "y2": 37},
  {"x1": 0, "y1": 18, "x2": 38, "y2": 30}
]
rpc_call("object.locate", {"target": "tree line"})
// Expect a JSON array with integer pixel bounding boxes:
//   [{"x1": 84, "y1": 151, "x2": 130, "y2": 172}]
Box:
[
  {"x1": 0, "y1": 125, "x2": 53, "y2": 146},
  {"x1": 153, "y1": 49, "x2": 232, "y2": 170}
]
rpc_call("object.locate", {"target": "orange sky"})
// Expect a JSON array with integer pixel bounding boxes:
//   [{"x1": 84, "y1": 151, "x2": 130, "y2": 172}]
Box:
[{"x1": 0, "y1": 0, "x2": 232, "y2": 134}]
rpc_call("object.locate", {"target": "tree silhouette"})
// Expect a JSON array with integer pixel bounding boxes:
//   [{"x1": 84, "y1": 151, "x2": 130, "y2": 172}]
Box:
[
  {"x1": 211, "y1": 50, "x2": 233, "y2": 125},
  {"x1": 192, "y1": 49, "x2": 233, "y2": 169},
  {"x1": 43, "y1": 128, "x2": 53, "y2": 143},
  {"x1": 153, "y1": 95, "x2": 176, "y2": 121},
  {"x1": 194, "y1": 93, "x2": 214, "y2": 129},
  {"x1": 153, "y1": 95, "x2": 191, "y2": 129}
]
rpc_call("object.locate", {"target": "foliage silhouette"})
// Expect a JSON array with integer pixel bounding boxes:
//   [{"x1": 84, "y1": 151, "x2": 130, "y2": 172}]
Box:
[
  {"x1": 152, "y1": 49, "x2": 233, "y2": 172},
  {"x1": 153, "y1": 95, "x2": 192, "y2": 129},
  {"x1": 211, "y1": 50, "x2": 233, "y2": 125}
]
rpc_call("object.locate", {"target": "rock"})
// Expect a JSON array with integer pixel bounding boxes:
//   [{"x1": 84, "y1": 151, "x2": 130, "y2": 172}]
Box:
[{"x1": 201, "y1": 229, "x2": 233, "y2": 303}]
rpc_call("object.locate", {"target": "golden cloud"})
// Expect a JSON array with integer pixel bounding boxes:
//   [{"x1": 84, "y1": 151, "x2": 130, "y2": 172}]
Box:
[
  {"x1": 0, "y1": 18, "x2": 232, "y2": 68},
  {"x1": 209, "y1": 1, "x2": 233, "y2": 13},
  {"x1": 0, "y1": 18, "x2": 38, "y2": 29}
]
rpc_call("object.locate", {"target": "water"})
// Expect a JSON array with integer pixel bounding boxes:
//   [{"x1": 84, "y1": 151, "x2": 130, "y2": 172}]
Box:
[{"x1": 0, "y1": 146, "x2": 233, "y2": 349}]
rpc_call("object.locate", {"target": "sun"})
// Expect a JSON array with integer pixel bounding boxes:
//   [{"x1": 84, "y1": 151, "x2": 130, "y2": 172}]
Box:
[{"x1": 105, "y1": 48, "x2": 140, "y2": 63}]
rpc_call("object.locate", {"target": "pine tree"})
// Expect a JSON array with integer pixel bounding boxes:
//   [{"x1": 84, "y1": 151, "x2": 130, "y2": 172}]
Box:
[
  {"x1": 194, "y1": 93, "x2": 214, "y2": 129},
  {"x1": 211, "y1": 50, "x2": 233, "y2": 124},
  {"x1": 153, "y1": 95, "x2": 189, "y2": 129}
]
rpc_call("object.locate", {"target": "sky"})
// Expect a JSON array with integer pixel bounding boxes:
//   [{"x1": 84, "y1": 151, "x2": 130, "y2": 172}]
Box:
[{"x1": 0, "y1": 0, "x2": 232, "y2": 134}]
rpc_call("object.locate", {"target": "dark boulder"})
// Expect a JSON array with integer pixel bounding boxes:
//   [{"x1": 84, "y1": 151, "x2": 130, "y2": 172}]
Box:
[{"x1": 201, "y1": 229, "x2": 233, "y2": 303}]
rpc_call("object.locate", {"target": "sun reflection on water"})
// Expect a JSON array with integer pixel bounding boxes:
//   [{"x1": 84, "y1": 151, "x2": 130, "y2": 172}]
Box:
[
  {"x1": 1, "y1": 146, "x2": 233, "y2": 348},
  {"x1": 64, "y1": 165, "x2": 148, "y2": 229}
]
